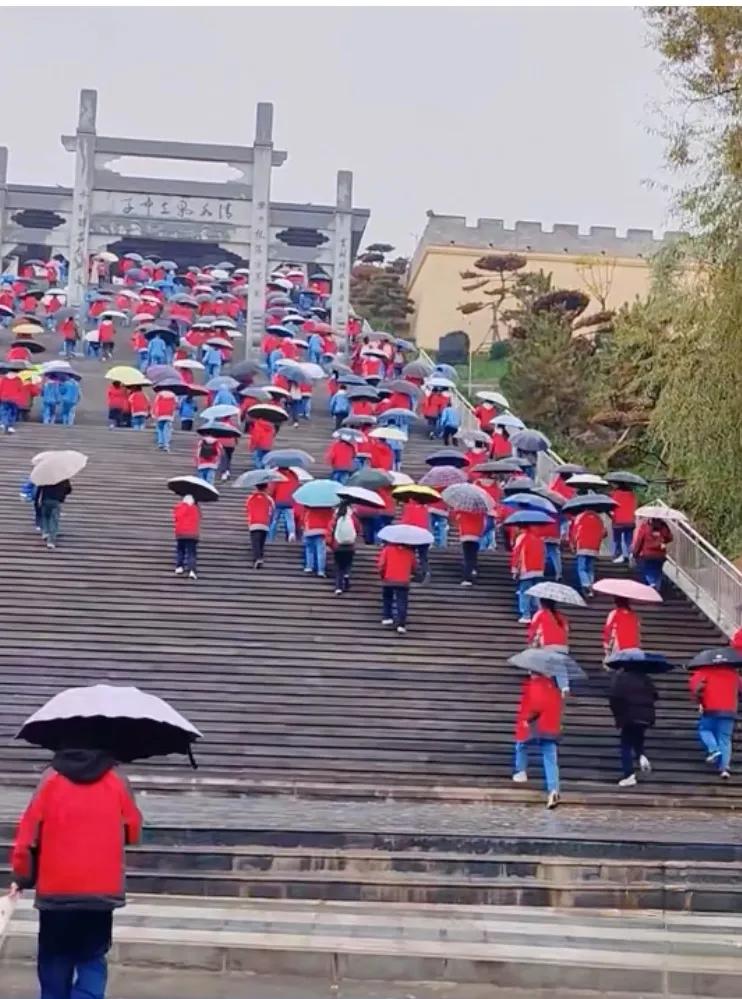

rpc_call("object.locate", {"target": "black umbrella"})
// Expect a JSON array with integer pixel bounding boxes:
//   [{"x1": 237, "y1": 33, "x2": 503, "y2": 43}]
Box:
[
  {"x1": 562, "y1": 494, "x2": 618, "y2": 514},
  {"x1": 342, "y1": 414, "x2": 377, "y2": 428},
  {"x1": 605, "y1": 471, "x2": 648, "y2": 488},
  {"x1": 197, "y1": 420, "x2": 242, "y2": 439},
  {"x1": 231, "y1": 360, "x2": 262, "y2": 382},
  {"x1": 605, "y1": 650, "x2": 674, "y2": 674},
  {"x1": 688, "y1": 648, "x2": 742, "y2": 670},
  {"x1": 247, "y1": 403, "x2": 289, "y2": 425},
  {"x1": 552, "y1": 463, "x2": 586, "y2": 478},
  {"x1": 153, "y1": 378, "x2": 191, "y2": 396},
  {"x1": 16, "y1": 684, "x2": 202, "y2": 765},
  {"x1": 12, "y1": 339, "x2": 45, "y2": 354},
  {"x1": 144, "y1": 327, "x2": 179, "y2": 347},
  {"x1": 168, "y1": 475, "x2": 220, "y2": 504},
  {"x1": 346, "y1": 386, "x2": 380, "y2": 401},
  {"x1": 502, "y1": 477, "x2": 539, "y2": 495},
  {"x1": 424, "y1": 448, "x2": 468, "y2": 469}
]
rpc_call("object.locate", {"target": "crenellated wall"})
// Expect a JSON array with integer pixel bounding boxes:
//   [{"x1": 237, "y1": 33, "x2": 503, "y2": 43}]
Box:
[{"x1": 407, "y1": 212, "x2": 684, "y2": 351}]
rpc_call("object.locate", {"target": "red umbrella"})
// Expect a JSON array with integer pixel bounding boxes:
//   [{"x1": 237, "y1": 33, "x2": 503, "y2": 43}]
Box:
[{"x1": 593, "y1": 579, "x2": 663, "y2": 603}]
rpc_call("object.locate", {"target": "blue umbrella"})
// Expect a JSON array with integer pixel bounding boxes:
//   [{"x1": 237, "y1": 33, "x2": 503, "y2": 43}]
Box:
[
  {"x1": 379, "y1": 408, "x2": 421, "y2": 424},
  {"x1": 502, "y1": 492, "x2": 558, "y2": 514},
  {"x1": 293, "y1": 479, "x2": 341, "y2": 508},
  {"x1": 510, "y1": 429, "x2": 551, "y2": 453},
  {"x1": 206, "y1": 376, "x2": 239, "y2": 392},
  {"x1": 433, "y1": 363, "x2": 458, "y2": 381},
  {"x1": 509, "y1": 649, "x2": 586, "y2": 682},
  {"x1": 503, "y1": 510, "x2": 555, "y2": 527},
  {"x1": 200, "y1": 404, "x2": 240, "y2": 422},
  {"x1": 337, "y1": 374, "x2": 367, "y2": 386},
  {"x1": 606, "y1": 650, "x2": 674, "y2": 674},
  {"x1": 275, "y1": 363, "x2": 304, "y2": 383},
  {"x1": 378, "y1": 524, "x2": 434, "y2": 547}
]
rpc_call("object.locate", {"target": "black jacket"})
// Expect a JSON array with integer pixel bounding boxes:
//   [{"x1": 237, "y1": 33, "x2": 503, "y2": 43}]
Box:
[
  {"x1": 36, "y1": 480, "x2": 72, "y2": 505},
  {"x1": 609, "y1": 669, "x2": 658, "y2": 728}
]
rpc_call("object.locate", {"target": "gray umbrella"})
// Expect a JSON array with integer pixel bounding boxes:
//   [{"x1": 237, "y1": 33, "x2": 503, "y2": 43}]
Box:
[
  {"x1": 527, "y1": 582, "x2": 586, "y2": 607},
  {"x1": 509, "y1": 649, "x2": 586, "y2": 682},
  {"x1": 233, "y1": 469, "x2": 286, "y2": 490}
]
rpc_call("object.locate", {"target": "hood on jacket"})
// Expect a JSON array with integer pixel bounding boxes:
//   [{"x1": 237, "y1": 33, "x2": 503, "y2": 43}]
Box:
[{"x1": 51, "y1": 748, "x2": 116, "y2": 783}]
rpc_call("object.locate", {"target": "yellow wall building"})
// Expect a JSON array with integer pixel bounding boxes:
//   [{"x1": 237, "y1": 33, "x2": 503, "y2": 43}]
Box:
[{"x1": 407, "y1": 213, "x2": 681, "y2": 352}]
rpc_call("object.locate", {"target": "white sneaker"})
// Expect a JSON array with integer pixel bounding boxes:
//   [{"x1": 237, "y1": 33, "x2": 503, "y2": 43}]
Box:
[
  {"x1": 512, "y1": 771, "x2": 528, "y2": 784},
  {"x1": 517, "y1": 616, "x2": 531, "y2": 625},
  {"x1": 7, "y1": 426, "x2": 15, "y2": 434},
  {"x1": 546, "y1": 791, "x2": 560, "y2": 809},
  {"x1": 706, "y1": 751, "x2": 721, "y2": 764},
  {"x1": 612, "y1": 556, "x2": 625, "y2": 564},
  {"x1": 220, "y1": 472, "x2": 230, "y2": 482},
  {"x1": 381, "y1": 619, "x2": 393, "y2": 626},
  {"x1": 460, "y1": 580, "x2": 473, "y2": 587},
  {"x1": 720, "y1": 770, "x2": 731, "y2": 780},
  {"x1": 618, "y1": 774, "x2": 637, "y2": 787},
  {"x1": 639, "y1": 755, "x2": 651, "y2": 773},
  {"x1": 46, "y1": 541, "x2": 55, "y2": 550},
  {"x1": 174, "y1": 567, "x2": 184, "y2": 576},
  {"x1": 304, "y1": 566, "x2": 313, "y2": 573},
  {"x1": 334, "y1": 588, "x2": 343, "y2": 595},
  {"x1": 397, "y1": 626, "x2": 407, "y2": 635},
  {"x1": 188, "y1": 571, "x2": 197, "y2": 580}
]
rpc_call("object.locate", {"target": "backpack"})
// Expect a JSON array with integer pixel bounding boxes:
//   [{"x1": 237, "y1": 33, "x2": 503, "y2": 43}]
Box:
[
  {"x1": 200, "y1": 441, "x2": 218, "y2": 461},
  {"x1": 334, "y1": 512, "x2": 357, "y2": 545}
]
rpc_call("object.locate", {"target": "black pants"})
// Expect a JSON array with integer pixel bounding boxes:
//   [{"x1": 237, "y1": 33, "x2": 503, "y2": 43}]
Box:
[
  {"x1": 220, "y1": 446, "x2": 234, "y2": 473},
  {"x1": 181, "y1": 419, "x2": 193, "y2": 432},
  {"x1": 620, "y1": 723, "x2": 647, "y2": 778},
  {"x1": 415, "y1": 544, "x2": 430, "y2": 581},
  {"x1": 175, "y1": 538, "x2": 198, "y2": 571},
  {"x1": 382, "y1": 585, "x2": 409, "y2": 626},
  {"x1": 462, "y1": 540, "x2": 479, "y2": 581},
  {"x1": 333, "y1": 547, "x2": 354, "y2": 590},
  {"x1": 250, "y1": 529, "x2": 267, "y2": 562},
  {"x1": 443, "y1": 429, "x2": 456, "y2": 445}
]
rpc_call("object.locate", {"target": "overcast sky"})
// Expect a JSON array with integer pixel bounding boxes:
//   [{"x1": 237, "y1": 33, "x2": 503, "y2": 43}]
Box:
[{"x1": 3, "y1": 7, "x2": 673, "y2": 256}]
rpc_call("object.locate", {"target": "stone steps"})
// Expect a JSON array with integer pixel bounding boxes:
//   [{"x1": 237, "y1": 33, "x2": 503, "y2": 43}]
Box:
[{"x1": 4, "y1": 896, "x2": 742, "y2": 996}]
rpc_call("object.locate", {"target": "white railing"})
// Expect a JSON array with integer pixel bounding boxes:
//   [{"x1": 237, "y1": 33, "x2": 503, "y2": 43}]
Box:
[{"x1": 419, "y1": 349, "x2": 742, "y2": 636}]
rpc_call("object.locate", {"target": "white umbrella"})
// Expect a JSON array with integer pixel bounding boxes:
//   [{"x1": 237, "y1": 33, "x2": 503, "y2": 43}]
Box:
[
  {"x1": 30, "y1": 450, "x2": 88, "y2": 486},
  {"x1": 390, "y1": 471, "x2": 414, "y2": 486},
  {"x1": 476, "y1": 390, "x2": 509, "y2": 408},
  {"x1": 337, "y1": 485, "x2": 385, "y2": 507},
  {"x1": 95, "y1": 251, "x2": 119, "y2": 263},
  {"x1": 174, "y1": 359, "x2": 204, "y2": 371},
  {"x1": 370, "y1": 426, "x2": 407, "y2": 442},
  {"x1": 567, "y1": 473, "x2": 609, "y2": 488},
  {"x1": 0, "y1": 891, "x2": 17, "y2": 942},
  {"x1": 200, "y1": 404, "x2": 240, "y2": 421},
  {"x1": 635, "y1": 504, "x2": 688, "y2": 523},
  {"x1": 84, "y1": 330, "x2": 100, "y2": 343}
]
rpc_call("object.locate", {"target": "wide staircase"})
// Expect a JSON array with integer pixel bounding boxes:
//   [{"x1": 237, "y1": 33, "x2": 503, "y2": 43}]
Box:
[{"x1": 1, "y1": 346, "x2": 739, "y2": 997}]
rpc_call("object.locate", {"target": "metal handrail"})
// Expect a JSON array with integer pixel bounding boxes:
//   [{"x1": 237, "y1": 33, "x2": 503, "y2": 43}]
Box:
[{"x1": 418, "y1": 349, "x2": 742, "y2": 635}]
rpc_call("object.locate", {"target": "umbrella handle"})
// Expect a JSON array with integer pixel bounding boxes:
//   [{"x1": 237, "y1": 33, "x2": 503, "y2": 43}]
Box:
[{"x1": 187, "y1": 745, "x2": 198, "y2": 770}]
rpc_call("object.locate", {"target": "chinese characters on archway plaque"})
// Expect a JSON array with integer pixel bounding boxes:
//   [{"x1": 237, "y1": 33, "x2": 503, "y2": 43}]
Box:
[{"x1": 115, "y1": 195, "x2": 236, "y2": 221}]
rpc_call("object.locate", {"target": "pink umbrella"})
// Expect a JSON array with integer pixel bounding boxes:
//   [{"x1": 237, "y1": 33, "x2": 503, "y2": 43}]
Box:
[{"x1": 593, "y1": 579, "x2": 663, "y2": 603}]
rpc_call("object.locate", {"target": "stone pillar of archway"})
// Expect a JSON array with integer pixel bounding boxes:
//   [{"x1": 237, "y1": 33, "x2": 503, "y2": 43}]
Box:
[
  {"x1": 245, "y1": 103, "x2": 275, "y2": 358},
  {"x1": 67, "y1": 89, "x2": 98, "y2": 308}
]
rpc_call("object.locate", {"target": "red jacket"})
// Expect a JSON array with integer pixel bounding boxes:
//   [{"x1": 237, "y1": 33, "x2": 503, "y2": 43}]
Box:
[
  {"x1": 690, "y1": 667, "x2": 742, "y2": 716},
  {"x1": 173, "y1": 500, "x2": 201, "y2": 538},
  {"x1": 378, "y1": 543, "x2": 415, "y2": 586},
  {"x1": 369, "y1": 439, "x2": 394, "y2": 471},
  {"x1": 454, "y1": 509, "x2": 486, "y2": 542},
  {"x1": 245, "y1": 491, "x2": 274, "y2": 530},
  {"x1": 0, "y1": 375, "x2": 26, "y2": 406},
  {"x1": 511, "y1": 529, "x2": 545, "y2": 578},
  {"x1": 99, "y1": 319, "x2": 115, "y2": 343},
  {"x1": 475, "y1": 479, "x2": 503, "y2": 508},
  {"x1": 533, "y1": 518, "x2": 560, "y2": 543},
  {"x1": 731, "y1": 628, "x2": 742, "y2": 652},
  {"x1": 421, "y1": 392, "x2": 448, "y2": 418},
  {"x1": 326, "y1": 509, "x2": 361, "y2": 548},
  {"x1": 325, "y1": 439, "x2": 356, "y2": 471},
  {"x1": 603, "y1": 607, "x2": 641, "y2": 653},
  {"x1": 59, "y1": 318, "x2": 77, "y2": 341},
  {"x1": 107, "y1": 384, "x2": 129, "y2": 411},
  {"x1": 490, "y1": 433, "x2": 512, "y2": 458},
  {"x1": 632, "y1": 521, "x2": 673, "y2": 560},
  {"x1": 610, "y1": 488, "x2": 637, "y2": 527},
  {"x1": 400, "y1": 501, "x2": 430, "y2": 530},
  {"x1": 549, "y1": 475, "x2": 575, "y2": 501},
  {"x1": 195, "y1": 438, "x2": 222, "y2": 469},
  {"x1": 473, "y1": 402, "x2": 497, "y2": 430},
  {"x1": 465, "y1": 450, "x2": 488, "y2": 481},
  {"x1": 270, "y1": 468, "x2": 299, "y2": 506},
  {"x1": 361, "y1": 357, "x2": 383, "y2": 379},
  {"x1": 304, "y1": 507, "x2": 335, "y2": 537},
  {"x1": 11, "y1": 762, "x2": 141, "y2": 908},
  {"x1": 249, "y1": 418, "x2": 276, "y2": 451},
  {"x1": 528, "y1": 608, "x2": 569, "y2": 648},
  {"x1": 570, "y1": 511, "x2": 606, "y2": 555},
  {"x1": 128, "y1": 390, "x2": 150, "y2": 417},
  {"x1": 7, "y1": 345, "x2": 30, "y2": 362},
  {"x1": 515, "y1": 675, "x2": 563, "y2": 741},
  {"x1": 350, "y1": 398, "x2": 375, "y2": 417},
  {"x1": 152, "y1": 392, "x2": 176, "y2": 420}
]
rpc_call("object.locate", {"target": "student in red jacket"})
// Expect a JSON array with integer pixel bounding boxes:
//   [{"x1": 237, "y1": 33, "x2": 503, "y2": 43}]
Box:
[
  {"x1": 490, "y1": 428, "x2": 512, "y2": 458},
  {"x1": 400, "y1": 499, "x2": 432, "y2": 582},
  {"x1": 106, "y1": 380, "x2": 129, "y2": 430},
  {"x1": 569, "y1": 509, "x2": 606, "y2": 596},
  {"x1": 0, "y1": 372, "x2": 26, "y2": 433},
  {"x1": 378, "y1": 541, "x2": 415, "y2": 634},
  {"x1": 173, "y1": 494, "x2": 200, "y2": 578},
  {"x1": 303, "y1": 505, "x2": 334, "y2": 577},
  {"x1": 609, "y1": 486, "x2": 638, "y2": 563},
  {"x1": 368, "y1": 435, "x2": 394, "y2": 472},
  {"x1": 268, "y1": 467, "x2": 299, "y2": 542},
  {"x1": 151, "y1": 389, "x2": 176, "y2": 451},
  {"x1": 632, "y1": 518, "x2": 673, "y2": 591},
  {"x1": 245, "y1": 483, "x2": 275, "y2": 568},
  {"x1": 195, "y1": 435, "x2": 222, "y2": 485},
  {"x1": 690, "y1": 663, "x2": 742, "y2": 778},
  {"x1": 10, "y1": 748, "x2": 142, "y2": 996},
  {"x1": 128, "y1": 388, "x2": 150, "y2": 430},
  {"x1": 99, "y1": 318, "x2": 115, "y2": 361},
  {"x1": 454, "y1": 509, "x2": 486, "y2": 586},
  {"x1": 248, "y1": 417, "x2": 276, "y2": 468},
  {"x1": 602, "y1": 597, "x2": 641, "y2": 660},
  {"x1": 327, "y1": 500, "x2": 361, "y2": 593},
  {"x1": 511, "y1": 526, "x2": 546, "y2": 623},
  {"x1": 528, "y1": 600, "x2": 569, "y2": 652},
  {"x1": 512, "y1": 672, "x2": 562, "y2": 808},
  {"x1": 325, "y1": 435, "x2": 356, "y2": 484},
  {"x1": 421, "y1": 389, "x2": 448, "y2": 438}
]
